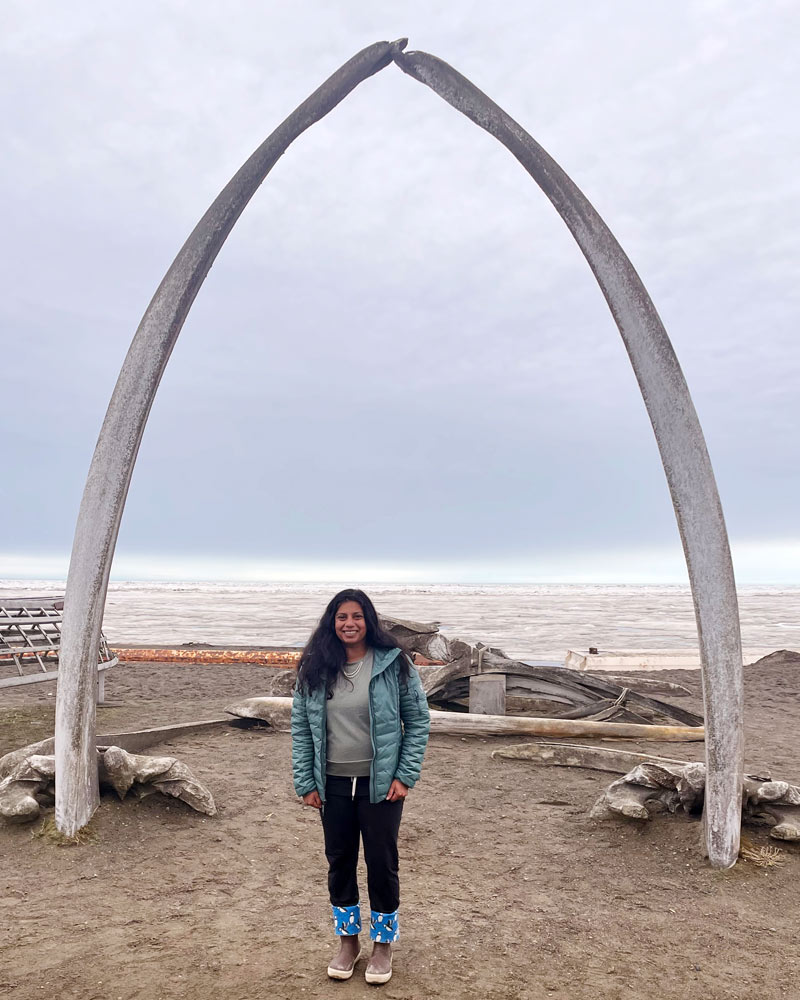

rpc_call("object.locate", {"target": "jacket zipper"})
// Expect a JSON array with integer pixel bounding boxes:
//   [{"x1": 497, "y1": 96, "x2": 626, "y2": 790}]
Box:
[{"x1": 369, "y1": 672, "x2": 377, "y2": 803}]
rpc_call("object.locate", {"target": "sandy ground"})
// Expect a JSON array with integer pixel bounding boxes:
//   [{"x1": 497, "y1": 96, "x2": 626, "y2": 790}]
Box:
[{"x1": 1, "y1": 655, "x2": 799, "y2": 1000}]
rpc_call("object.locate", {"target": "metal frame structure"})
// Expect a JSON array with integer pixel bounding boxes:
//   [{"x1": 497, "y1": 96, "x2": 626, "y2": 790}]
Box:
[{"x1": 54, "y1": 40, "x2": 743, "y2": 866}]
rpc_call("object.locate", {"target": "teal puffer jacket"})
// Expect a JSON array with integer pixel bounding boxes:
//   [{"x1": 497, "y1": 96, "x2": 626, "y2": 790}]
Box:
[{"x1": 291, "y1": 647, "x2": 430, "y2": 804}]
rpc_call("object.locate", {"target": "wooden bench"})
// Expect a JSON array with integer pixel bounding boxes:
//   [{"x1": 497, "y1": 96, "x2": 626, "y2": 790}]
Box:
[{"x1": 0, "y1": 596, "x2": 117, "y2": 703}]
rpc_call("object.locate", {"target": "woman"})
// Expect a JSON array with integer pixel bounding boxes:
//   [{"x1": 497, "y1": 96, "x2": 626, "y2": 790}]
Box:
[{"x1": 291, "y1": 588, "x2": 430, "y2": 985}]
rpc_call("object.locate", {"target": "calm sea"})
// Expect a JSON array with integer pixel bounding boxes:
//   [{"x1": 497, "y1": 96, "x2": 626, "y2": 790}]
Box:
[{"x1": 2, "y1": 581, "x2": 798, "y2": 661}]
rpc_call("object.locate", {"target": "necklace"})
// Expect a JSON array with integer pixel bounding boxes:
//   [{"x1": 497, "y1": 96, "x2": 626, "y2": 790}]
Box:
[{"x1": 343, "y1": 655, "x2": 365, "y2": 680}]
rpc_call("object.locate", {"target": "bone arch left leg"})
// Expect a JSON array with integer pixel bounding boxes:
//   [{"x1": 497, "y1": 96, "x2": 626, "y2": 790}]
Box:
[
  {"x1": 54, "y1": 39, "x2": 407, "y2": 837},
  {"x1": 55, "y1": 42, "x2": 743, "y2": 869}
]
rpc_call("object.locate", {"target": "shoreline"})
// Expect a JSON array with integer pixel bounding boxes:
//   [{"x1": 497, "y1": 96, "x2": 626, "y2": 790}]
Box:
[
  {"x1": 107, "y1": 644, "x2": 792, "y2": 671},
  {"x1": 4, "y1": 579, "x2": 800, "y2": 664}
]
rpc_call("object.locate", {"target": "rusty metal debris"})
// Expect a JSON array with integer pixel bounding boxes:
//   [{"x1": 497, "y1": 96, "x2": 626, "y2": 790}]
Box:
[{"x1": 112, "y1": 647, "x2": 301, "y2": 666}]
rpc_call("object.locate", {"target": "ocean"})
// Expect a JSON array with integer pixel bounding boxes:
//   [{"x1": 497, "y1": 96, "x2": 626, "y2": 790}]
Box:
[{"x1": 2, "y1": 580, "x2": 798, "y2": 661}]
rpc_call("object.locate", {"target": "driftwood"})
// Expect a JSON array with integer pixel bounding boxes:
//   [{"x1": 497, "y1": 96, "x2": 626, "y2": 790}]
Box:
[
  {"x1": 428, "y1": 711, "x2": 702, "y2": 741},
  {"x1": 381, "y1": 620, "x2": 703, "y2": 728},
  {"x1": 600, "y1": 675, "x2": 693, "y2": 697},
  {"x1": 592, "y1": 762, "x2": 800, "y2": 841},
  {"x1": 225, "y1": 697, "x2": 704, "y2": 742},
  {"x1": 0, "y1": 745, "x2": 216, "y2": 824},
  {"x1": 492, "y1": 742, "x2": 694, "y2": 773}
]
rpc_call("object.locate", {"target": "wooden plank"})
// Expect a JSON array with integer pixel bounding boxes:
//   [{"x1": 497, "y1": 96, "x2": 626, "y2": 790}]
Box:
[
  {"x1": 469, "y1": 674, "x2": 506, "y2": 715},
  {"x1": 0, "y1": 644, "x2": 60, "y2": 656},
  {"x1": 0, "y1": 656, "x2": 116, "y2": 691},
  {"x1": 0, "y1": 669, "x2": 60, "y2": 688},
  {"x1": 0, "y1": 597, "x2": 63, "y2": 610}
]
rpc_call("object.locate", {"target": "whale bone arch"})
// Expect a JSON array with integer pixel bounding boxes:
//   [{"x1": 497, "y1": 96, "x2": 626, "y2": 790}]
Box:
[{"x1": 54, "y1": 40, "x2": 743, "y2": 867}]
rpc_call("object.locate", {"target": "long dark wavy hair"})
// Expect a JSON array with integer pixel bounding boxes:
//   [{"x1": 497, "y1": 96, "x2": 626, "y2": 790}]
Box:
[{"x1": 296, "y1": 588, "x2": 410, "y2": 695}]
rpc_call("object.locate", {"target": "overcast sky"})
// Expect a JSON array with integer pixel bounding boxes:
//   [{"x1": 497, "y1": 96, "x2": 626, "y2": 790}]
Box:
[{"x1": 2, "y1": 1, "x2": 798, "y2": 583}]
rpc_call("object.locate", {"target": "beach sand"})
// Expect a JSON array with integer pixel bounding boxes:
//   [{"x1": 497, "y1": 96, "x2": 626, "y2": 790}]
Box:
[{"x1": 2, "y1": 654, "x2": 798, "y2": 999}]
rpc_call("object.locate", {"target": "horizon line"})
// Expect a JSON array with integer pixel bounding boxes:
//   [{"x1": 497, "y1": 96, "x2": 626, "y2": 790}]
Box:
[{"x1": 3, "y1": 540, "x2": 800, "y2": 587}]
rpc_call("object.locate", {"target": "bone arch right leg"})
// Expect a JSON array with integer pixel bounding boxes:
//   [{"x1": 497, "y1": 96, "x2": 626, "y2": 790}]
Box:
[{"x1": 55, "y1": 42, "x2": 743, "y2": 868}]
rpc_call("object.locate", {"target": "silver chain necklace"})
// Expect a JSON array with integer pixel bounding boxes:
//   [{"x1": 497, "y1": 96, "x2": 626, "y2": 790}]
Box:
[{"x1": 342, "y1": 654, "x2": 366, "y2": 680}]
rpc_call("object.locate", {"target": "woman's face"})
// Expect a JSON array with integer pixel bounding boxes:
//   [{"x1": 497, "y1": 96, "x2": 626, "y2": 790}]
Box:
[{"x1": 334, "y1": 600, "x2": 367, "y2": 648}]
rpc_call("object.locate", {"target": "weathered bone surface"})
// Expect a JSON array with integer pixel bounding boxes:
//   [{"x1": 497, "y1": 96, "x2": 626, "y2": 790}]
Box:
[
  {"x1": 226, "y1": 697, "x2": 293, "y2": 729},
  {"x1": 226, "y1": 696, "x2": 704, "y2": 742},
  {"x1": 56, "y1": 41, "x2": 743, "y2": 866},
  {"x1": 592, "y1": 762, "x2": 800, "y2": 841},
  {"x1": 392, "y1": 48, "x2": 743, "y2": 867},
  {"x1": 1, "y1": 745, "x2": 215, "y2": 824},
  {"x1": 492, "y1": 742, "x2": 693, "y2": 774},
  {"x1": 54, "y1": 39, "x2": 407, "y2": 837},
  {"x1": 0, "y1": 738, "x2": 56, "y2": 780},
  {"x1": 98, "y1": 746, "x2": 216, "y2": 814}
]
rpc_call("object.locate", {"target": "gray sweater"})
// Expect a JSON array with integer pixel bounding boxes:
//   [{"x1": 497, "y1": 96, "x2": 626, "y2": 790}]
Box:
[{"x1": 326, "y1": 649, "x2": 374, "y2": 777}]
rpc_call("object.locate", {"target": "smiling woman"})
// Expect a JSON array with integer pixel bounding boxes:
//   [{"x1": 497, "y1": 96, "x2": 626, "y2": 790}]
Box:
[
  {"x1": 335, "y1": 600, "x2": 368, "y2": 649},
  {"x1": 291, "y1": 588, "x2": 430, "y2": 984}
]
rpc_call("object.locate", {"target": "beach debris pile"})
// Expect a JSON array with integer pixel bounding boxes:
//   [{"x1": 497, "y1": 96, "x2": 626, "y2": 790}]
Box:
[
  {"x1": 226, "y1": 615, "x2": 705, "y2": 740},
  {"x1": 590, "y1": 760, "x2": 800, "y2": 841},
  {"x1": 0, "y1": 741, "x2": 215, "y2": 824},
  {"x1": 381, "y1": 616, "x2": 702, "y2": 727}
]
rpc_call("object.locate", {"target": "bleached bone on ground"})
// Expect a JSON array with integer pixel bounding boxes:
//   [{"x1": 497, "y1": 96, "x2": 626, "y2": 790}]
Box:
[
  {"x1": 226, "y1": 696, "x2": 704, "y2": 742},
  {"x1": 0, "y1": 754, "x2": 56, "y2": 823},
  {"x1": 592, "y1": 762, "x2": 800, "y2": 841},
  {"x1": 0, "y1": 745, "x2": 215, "y2": 824},
  {"x1": 492, "y1": 742, "x2": 693, "y2": 774},
  {"x1": 0, "y1": 738, "x2": 56, "y2": 780},
  {"x1": 0, "y1": 720, "x2": 231, "y2": 771}
]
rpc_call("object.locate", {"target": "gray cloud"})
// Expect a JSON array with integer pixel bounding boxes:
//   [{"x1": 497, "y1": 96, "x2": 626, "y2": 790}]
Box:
[{"x1": 2, "y1": 1, "x2": 798, "y2": 579}]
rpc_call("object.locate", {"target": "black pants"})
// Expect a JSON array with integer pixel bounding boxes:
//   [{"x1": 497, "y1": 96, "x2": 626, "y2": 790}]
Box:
[{"x1": 321, "y1": 775, "x2": 404, "y2": 914}]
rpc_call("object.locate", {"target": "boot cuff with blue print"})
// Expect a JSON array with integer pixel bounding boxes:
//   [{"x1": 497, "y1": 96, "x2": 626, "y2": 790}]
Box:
[
  {"x1": 332, "y1": 903, "x2": 361, "y2": 936},
  {"x1": 370, "y1": 909, "x2": 399, "y2": 943}
]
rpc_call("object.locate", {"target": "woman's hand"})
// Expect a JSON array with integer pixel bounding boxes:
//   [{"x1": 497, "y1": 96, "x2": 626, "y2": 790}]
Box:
[
  {"x1": 385, "y1": 779, "x2": 409, "y2": 802},
  {"x1": 302, "y1": 790, "x2": 322, "y2": 809}
]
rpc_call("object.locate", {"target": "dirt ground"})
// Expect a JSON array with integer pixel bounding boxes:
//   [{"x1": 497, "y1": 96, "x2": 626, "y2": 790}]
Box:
[{"x1": 1, "y1": 655, "x2": 799, "y2": 1000}]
